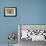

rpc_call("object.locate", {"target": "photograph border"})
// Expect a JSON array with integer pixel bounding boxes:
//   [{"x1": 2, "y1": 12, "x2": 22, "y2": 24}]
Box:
[{"x1": 4, "y1": 7, "x2": 17, "y2": 17}]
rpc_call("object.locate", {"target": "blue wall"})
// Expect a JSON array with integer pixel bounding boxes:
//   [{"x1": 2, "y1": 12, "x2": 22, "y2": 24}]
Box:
[{"x1": 0, "y1": 0, "x2": 46, "y2": 44}]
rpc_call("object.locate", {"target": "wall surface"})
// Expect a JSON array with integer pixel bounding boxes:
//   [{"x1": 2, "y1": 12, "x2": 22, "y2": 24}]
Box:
[{"x1": 0, "y1": 0, "x2": 46, "y2": 44}]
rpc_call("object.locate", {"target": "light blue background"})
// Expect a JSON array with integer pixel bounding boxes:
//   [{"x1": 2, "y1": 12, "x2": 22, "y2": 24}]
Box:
[{"x1": 0, "y1": 0, "x2": 46, "y2": 44}]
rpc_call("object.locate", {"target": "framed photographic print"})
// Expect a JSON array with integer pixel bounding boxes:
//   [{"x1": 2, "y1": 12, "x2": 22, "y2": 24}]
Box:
[{"x1": 4, "y1": 7, "x2": 17, "y2": 17}]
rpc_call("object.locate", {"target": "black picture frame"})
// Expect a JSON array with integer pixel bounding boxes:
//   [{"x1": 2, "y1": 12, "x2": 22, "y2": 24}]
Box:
[{"x1": 4, "y1": 7, "x2": 17, "y2": 17}]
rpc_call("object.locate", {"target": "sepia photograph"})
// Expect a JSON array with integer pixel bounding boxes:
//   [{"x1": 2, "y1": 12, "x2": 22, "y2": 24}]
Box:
[{"x1": 4, "y1": 7, "x2": 17, "y2": 17}]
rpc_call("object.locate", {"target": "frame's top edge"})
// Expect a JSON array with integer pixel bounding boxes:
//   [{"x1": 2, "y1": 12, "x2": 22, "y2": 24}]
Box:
[
  {"x1": 18, "y1": 24, "x2": 46, "y2": 25},
  {"x1": 4, "y1": 7, "x2": 17, "y2": 8}
]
